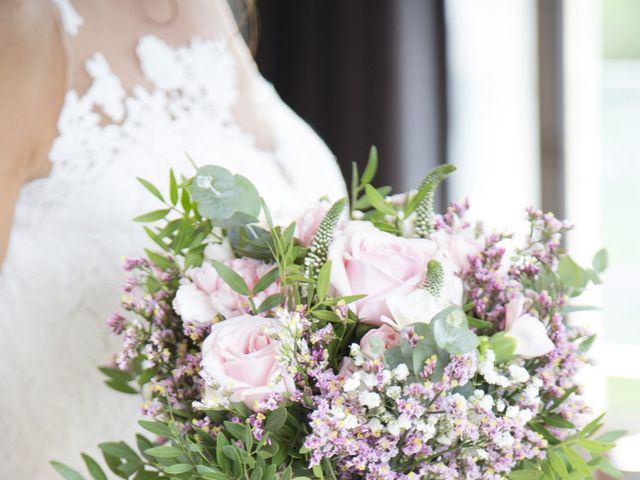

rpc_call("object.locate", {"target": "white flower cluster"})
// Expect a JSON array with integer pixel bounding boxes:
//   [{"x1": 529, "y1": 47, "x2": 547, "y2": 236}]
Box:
[
  {"x1": 270, "y1": 309, "x2": 309, "y2": 372},
  {"x1": 477, "y1": 348, "x2": 531, "y2": 388}
]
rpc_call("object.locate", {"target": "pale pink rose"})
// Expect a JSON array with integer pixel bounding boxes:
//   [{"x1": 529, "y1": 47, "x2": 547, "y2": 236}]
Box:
[
  {"x1": 328, "y1": 221, "x2": 439, "y2": 325},
  {"x1": 200, "y1": 315, "x2": 295, "y2": 411},
  {"x1": 173, "y1": 258, "x2": 279, "y2": 325},
  {"x1": 431, "y1": 230, "x2": 481, "y2": 274},
  {"x1": 505, "y1": 295, "x2": 555, "y2": 359},
  {"x1": 295, "y1": 202, "x2": 330, "y2": 246},
  {"x1": 360, "y1": 325, "x2": 401, "y2": 357},
  {"x1": 204, "y1": 240, "x2": 234, "y2": 262}
]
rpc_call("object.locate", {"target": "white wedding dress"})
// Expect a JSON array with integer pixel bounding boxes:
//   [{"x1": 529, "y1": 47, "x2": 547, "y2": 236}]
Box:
[{"x1": 0, "y1": 2, "x2": 345, "y2": 478}]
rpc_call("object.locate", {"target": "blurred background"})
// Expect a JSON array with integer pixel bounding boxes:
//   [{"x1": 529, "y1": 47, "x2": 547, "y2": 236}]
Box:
[{"x1": 251, "y1": 0, "x2": 640, "y2": 476}]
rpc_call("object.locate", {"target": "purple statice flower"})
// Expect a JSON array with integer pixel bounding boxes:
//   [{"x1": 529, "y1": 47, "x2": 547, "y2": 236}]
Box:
[{"x1": 107, "y1": 312, "x2": 126, "y2": 334}]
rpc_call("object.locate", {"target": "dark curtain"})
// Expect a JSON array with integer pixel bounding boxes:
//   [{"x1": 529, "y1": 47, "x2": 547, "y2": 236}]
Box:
[{"x1": 255, "y1": 0, "x2": 448, "y2": 194}]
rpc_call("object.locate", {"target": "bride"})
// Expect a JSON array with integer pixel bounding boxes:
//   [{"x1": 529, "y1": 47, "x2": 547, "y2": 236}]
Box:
[{"x1": 0, "y1": 0, "x2": 345, "y2": 477}]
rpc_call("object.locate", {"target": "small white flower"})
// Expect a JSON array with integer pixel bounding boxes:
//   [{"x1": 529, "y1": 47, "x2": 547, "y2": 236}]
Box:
[
  {"x1": 343, "y1": 414, "x2": 359, "y2": 429},
  {"x1": 517, "y1": 408, "x2": 534, "y2": 424},
  {"x1": 523, "y1": 384, "x2": 541, "y2": 403},
  {"x1": 331, "y1": 406, "x2": 346, "y2": 419},
  {"x1": 387, "y1": 414, "x2": 412, "y2": 436},
  {"x1": 496, "y1": 399, "x2": 506, "y2": 413},
  {"x1": 437, "y1": 430, "x2": 457, "y2": 446},
  {"x1": 359, "y1": 391, "x2": 382, "y2": 409},
  {"x1": 475, "y1": 448, "x2": 489, "y2": 460},
  {"x1": 478, "y1": 394, "x2": 494, "y2": 411},
  {"x1": 506, "y1": 406, "x2": 520, "y2": 419},
  {"x1": 363, "y1": 373, "x2": 378, "y2": 389},
  {"x1": 478, "y1": 349, "x2": 511, "y2": 387},
  {"x1": 393, "y1": 364, "x2": 410, "y2": 381},
  {"x1": 450, "y1": 393, "x2": 468, "y2": 413},
  {"x1": 386, "y1": 386, "x2": 402, "y2": 399},
  {"x1": 343, "y1": 376, "x2": 361, "y2": 392},
  {"x1": 508, "y1": 364, "x2": 530, "y2": 383},
  {"x1": 368, "y1": 418, "x2": 383, "y2": 434},
  {"x1": 350, "y1": 344, "x2": 366, "y2": 366},
  {"x1": 495, "y1": 432, "x2": 515, "y2": 449}
]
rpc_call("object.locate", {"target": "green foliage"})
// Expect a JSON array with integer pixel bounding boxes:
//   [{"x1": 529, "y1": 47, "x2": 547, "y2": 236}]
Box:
[
  {"x1": 486, "y1": 332, "x2": 517, "y2": 364},
  {"x1": 51, "y1": 461, "x2": 85, "y2": 480},
  {"x1": 512, "y1": 414, "x2": 625, "y2": 479},
  {"x1": 384, "y1": 306, "x2": 478, "y2": 380},
  {"x1": 350, "y1": 146, "x2": 379, "y2": 215},
  {"x1": 558, "y1": 254, "x2": 604, "y2": 298},
  {"x1": 432, "y1": 306, "x2": 479, "y2": 354},
  {"x1": 188, "y1": 165, "x2": 261, "y2": 227}
]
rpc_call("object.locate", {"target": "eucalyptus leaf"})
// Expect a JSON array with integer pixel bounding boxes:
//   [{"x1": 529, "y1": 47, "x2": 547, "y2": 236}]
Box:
[
  {"x1": 592, "y1": 248, "x2": 608, "y2": 273},
  {"x1": 412, "y1": 339, "x2": 437, "y2": 377},
  {"x1": 432, "y1": 306, "x2": 479, "y2": 354},
  {"x1": 189, "y1": 165, "x2": 260, "y2": 226},
  {"x1": 558, "y1": 255, "x2": 589, "y2": 294}
]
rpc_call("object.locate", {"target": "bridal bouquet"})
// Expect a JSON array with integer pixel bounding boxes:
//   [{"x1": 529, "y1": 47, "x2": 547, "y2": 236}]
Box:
[{"x1": 53, "y1": 149, "x2": 623, "y2": 480}]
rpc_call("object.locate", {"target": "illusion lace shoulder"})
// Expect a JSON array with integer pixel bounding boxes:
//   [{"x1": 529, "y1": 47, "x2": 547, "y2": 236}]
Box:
[{"x1": 0, "y1": 2, "x2": 345, "y2": 478}]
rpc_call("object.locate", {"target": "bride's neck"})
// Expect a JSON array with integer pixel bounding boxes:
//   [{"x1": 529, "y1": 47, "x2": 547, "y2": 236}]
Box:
[{"x1": 71, "y1": 0, "x2": 231, "y2": 45}]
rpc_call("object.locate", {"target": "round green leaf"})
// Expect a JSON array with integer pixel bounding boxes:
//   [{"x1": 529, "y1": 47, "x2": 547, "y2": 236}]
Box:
[
  {"x1": 433, "y1": 306, "x2": 479, "y2": 354},
  {"x1": 189, "y1": 165, "x2": 260, "y2": 226}
]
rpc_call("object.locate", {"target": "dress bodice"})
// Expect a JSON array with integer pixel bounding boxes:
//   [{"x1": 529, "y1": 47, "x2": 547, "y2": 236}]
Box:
[{"x1": 0, "y1": 2, "x2": 345, "y2": 477}]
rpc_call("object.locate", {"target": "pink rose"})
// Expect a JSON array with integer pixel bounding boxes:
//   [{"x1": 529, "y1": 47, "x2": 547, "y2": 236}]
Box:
[
  {"x1": 173, "y1": 258, "x2": 279, "y2": 325},
  {"x1": 295, "y1": 202, "x2": 330, "y2": 246},
  {"x1": 328, "y1": 221, "x2": 439, "y2": 325},
  {"x1": 431, "y1": 230, "x2": 481, "y2": 274},
  {"x1": 360, "y1": 325, "x2": 401, "y2": 357},
  {"x1": 338, "y1": 326, "x2": 400, "y2": 378},
  {"x1": 200, "y1": 315, "x2": 295, "y2": 411}
]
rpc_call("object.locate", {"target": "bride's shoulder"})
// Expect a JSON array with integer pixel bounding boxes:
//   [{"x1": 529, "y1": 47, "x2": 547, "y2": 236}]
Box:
[
  {"x1": 0, "y1": 0, "x2": 66, "y2": 172},
  {"x1": 0, "y1": 0, "x2": 67, "y2": 264}
]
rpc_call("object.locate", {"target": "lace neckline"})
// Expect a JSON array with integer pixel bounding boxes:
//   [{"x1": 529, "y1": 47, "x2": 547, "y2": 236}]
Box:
[{"x1": 43, "y1": 32, "x2": 291, "y2": 186}]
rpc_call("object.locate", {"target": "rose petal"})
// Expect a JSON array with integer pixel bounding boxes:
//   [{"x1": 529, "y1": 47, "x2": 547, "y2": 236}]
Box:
[
  {"x1": 505, "y1": 295, "x2": 526, "y2": 331},
  {"x1": 172, "y1": 283, "x2": 216, "y2": 325},
  {"x1": 508, "y1": 314, "x2": 555, "y2": 359}
]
